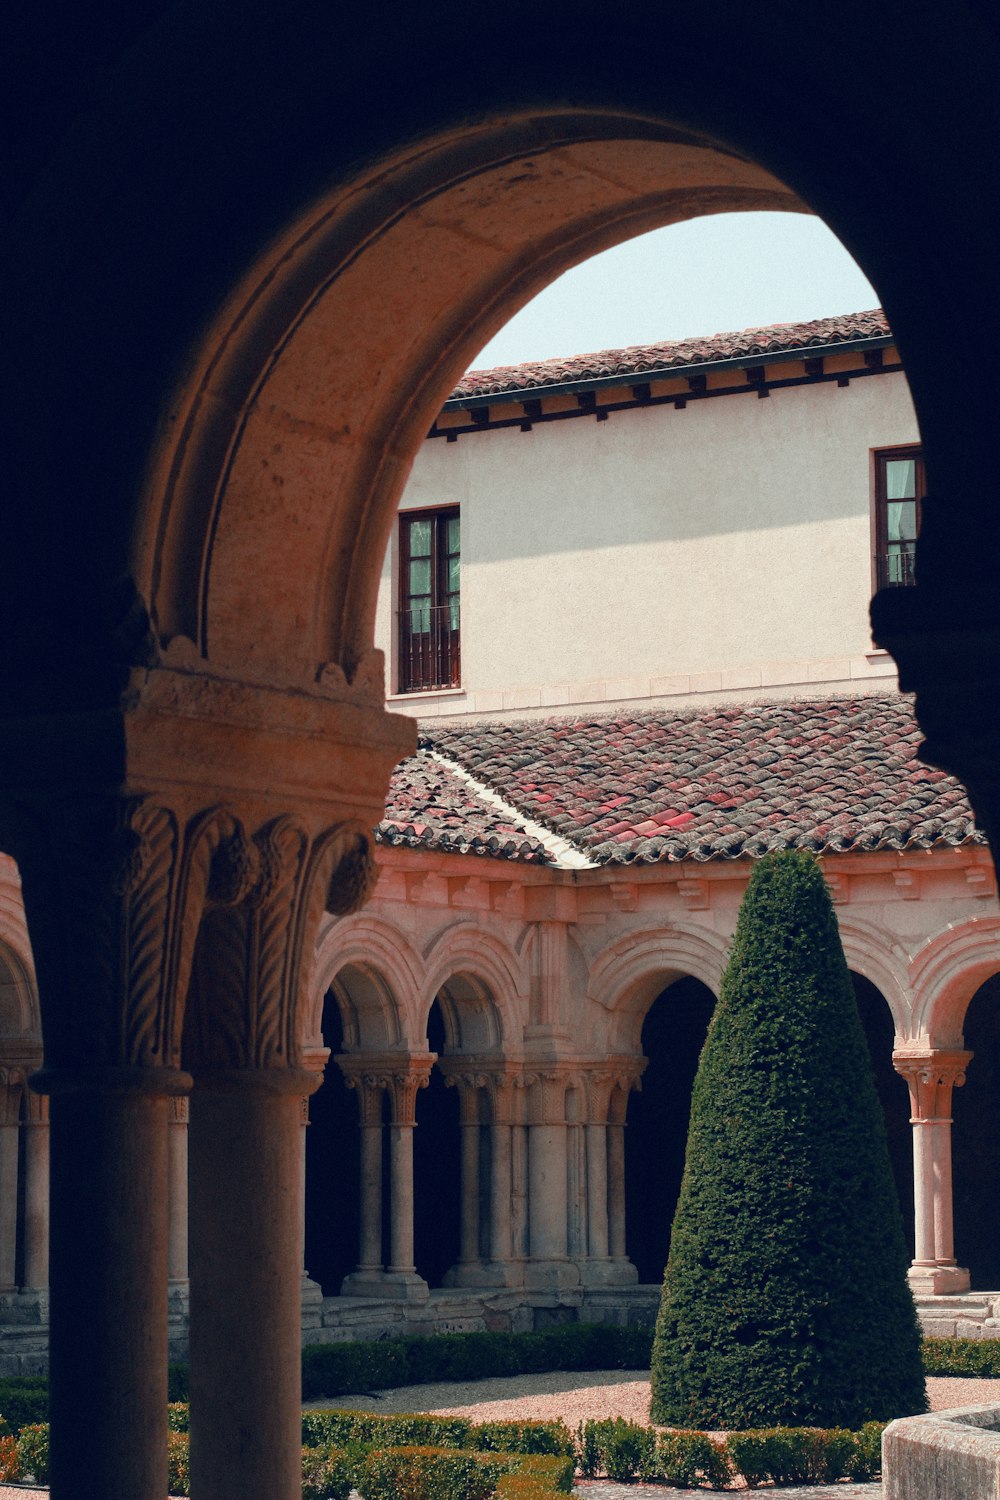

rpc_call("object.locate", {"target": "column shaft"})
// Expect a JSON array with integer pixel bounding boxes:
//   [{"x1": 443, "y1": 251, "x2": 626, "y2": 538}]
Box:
[
  {"x1": 22, "y1": 1112, "x2": 49, "y2": 1290},
  {"x1": 607, "y1": 1123, "x2": 627, "y2": 1261},
  {"x1": 0, "y1": 1123, "x2": 18, "y2": 1290},
  {"x1": 48, "y1": 1087, "x2": 171, "y2": 1500},
  {"x1": 528, "y1": 1123, "x2": 568, "y2": 1260},
  {"x1": 459, "y1": 1120, "x2": 480, "y2": 1264},
  {"x1": 189, "y1": 1082, "x2": 305, "y2": 1500},
  {"x1": 931, "y1": 1119, "x2": 957, "y2": 1264},
  {"x1": 358, "y1": 1122, "x2": 383, "y2": 1270},
  {"x1": 167, "y1": 1101, "x2": 189, "y2": 1283},
  {"x1": 388, "y1": 1124, "x2": 416, "y2": 1273},
  {"x1": 490, "y1": 1123, "x2": 513, "y2": 1263},
  {"x1": 586, "y1": 1123, "x2": 610, "y2": 1260}
]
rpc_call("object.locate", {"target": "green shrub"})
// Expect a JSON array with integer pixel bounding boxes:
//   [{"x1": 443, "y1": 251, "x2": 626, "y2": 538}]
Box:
[
  {"x1": 851, "y1": 1421, "x2": 887, "y2": 1481},
  {"x1": 575, "y1": 1418, "x2": 656, "y2": 1482},
  {"x1": 168, "y1": 1363, "x2": 190, "y2": 1402},
  {"x1": 923, "y1": 1336, "x2": 1000, "y2": 1377},
  {"x1": 0, "y1": 1379, "x2": 48, "y2": 1433},
  {"x1": 357, "y1": 1445, "x2": 500, "y2": 1500},
  {"x1": 167, "y1": 1429, "x2": 190, "y2": 1495},
  {"x1": 301, "y1": 1442, "x2": 356, "y2": 1500},
  {"x1": 16, "y1": 1421, "x2": 49, "y2": 1484},
  {"x1": 651, "y1": 851, "x2": 927, "y2": 1430},
  {"x1": 655, "y1": 1431, "x2": 732, "y2": 1489},
  {"x1": 472, "y1": 1419, "x2": 574, "y2": 1456},
  {"x1": 0, "y1": 1433, "x2": 19, "y2": 1482},
  {"x1": 723, "y1": 1423, "x2": 886, "y2": 1486},
  {"x1": 302, "y1": 1339, "x2": 411, "y2": 1399},
  {"x1": 302, "y1": 1409, "x2": 473, "y2": 1450},
  {"x1": 494, "y1": 1477, "x2": 564, "y2": 1500},
  {"x1": 167, "y1": 1400, "x2": 190, "y2": 1433}
]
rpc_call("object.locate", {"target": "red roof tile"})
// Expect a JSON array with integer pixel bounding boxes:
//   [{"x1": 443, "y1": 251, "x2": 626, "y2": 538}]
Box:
[
  {"x1": 422, "y1": 696, "x2": 981, "y2": 864},
  {"x1": 453, "y1": 310, "x2": 890, "y2": 401}
]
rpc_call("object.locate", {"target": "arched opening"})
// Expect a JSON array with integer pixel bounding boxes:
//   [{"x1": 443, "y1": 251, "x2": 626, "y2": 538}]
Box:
[
  {"x1": 625, "y1": 975, "x2": 716, "y2": 1284},
  {"x1": 952, "y1": 973, "x2": 1000, "y2": 1289},
  {"x1": 413, "y1": 999, "x2": 461, "y2": 1287},
  {"x1": 851, "y1": 972, "x2": 913, "y2": 1258},
  {"x1": 304, "y1": 991, "x2": 359, "y2": 1296}
]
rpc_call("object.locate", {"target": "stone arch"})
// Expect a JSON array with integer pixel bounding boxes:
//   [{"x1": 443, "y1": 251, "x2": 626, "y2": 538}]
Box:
[
  {"x1": 419, "y1": 923, "x2": 526, "y2": 1053},
  {"x1": 588, "y1": 925, "x2": 728, "y2": 1054},
  {"x1": 909, "y1": 916, "x2": 1000, "y2": 1047},
  {"x1": 0, "y1": 941, "x2": 41, "y2": 1054},
  {"x1": 310, "y1": 914, "x2": 421, "y2": 1051},
  {"x1": 834, "y1": 913, "x2": 914, "y2": 1041},
  {"x1": 138, "y1": 121, "x2": 802, "y2": 689}
]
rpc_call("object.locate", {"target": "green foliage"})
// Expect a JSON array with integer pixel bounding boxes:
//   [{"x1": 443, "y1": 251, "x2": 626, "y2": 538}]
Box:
[
  {"x1": 724, "y1": 1423, "x2": 886, "y2": 1486},
  {"x1": 167, "y1": 1400, "x2": 190, "y2": 1433},
  {"x1": 302, "y1": 1409, "x2": 473, "y2": 1450},
  {"x1": 574, "y1": 1418, "x2": 657, "y2": 1482},
  {"x1": 301, "y1": 1443, "x2": 357, "y2": 1500},
  {"x1": 0, "y1": 1379, "x2": 48, "y2": 1433},
  {"x1": 0, "y1": 1433, "x2": 19, "y2": 1482},
  {"x1": 651, "y1": 850, "x2": 927, "y2": 1429},
  {"x1": 16, "y1": 1421, "x2": 49, "y2": 1484},
  {"x1": 923, "y1": 1337, "x2": 1000, "y2": 1376},
  {"x1": 356, "y1": 1445, "x2": 501, "y2": 1500},
  {"x1": 472, "y1": 1419, "x2": 574, "y2": 1457},
  {"x1": 167, "y1": 1429, "x2": 190, "y2": 1495},
  {"x1": 655, "y1": 1431, "x2": 732, "y2": 1489},
  {"x1": 168, "y1": 1363, "x2": 190, "y2": 1402},
  {"x1": 300, "y1": 1322, "x2": 650, "y2": 1400}
]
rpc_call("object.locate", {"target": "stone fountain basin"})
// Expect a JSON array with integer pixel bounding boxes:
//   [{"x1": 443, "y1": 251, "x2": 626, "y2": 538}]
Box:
[{"x1": 884, "y1": 1403, "x2": 1000, "y2": 1498}]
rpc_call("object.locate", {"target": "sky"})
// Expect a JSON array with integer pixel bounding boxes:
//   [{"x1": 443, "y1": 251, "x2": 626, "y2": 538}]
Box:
[{"x1": 469, "y1": 212, "x2": 879, "y2": 372}]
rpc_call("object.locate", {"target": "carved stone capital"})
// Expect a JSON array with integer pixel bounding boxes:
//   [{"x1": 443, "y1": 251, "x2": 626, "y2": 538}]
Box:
[{"x1": 893, "y1": 1048, "x2": 972, "y2": 1121}]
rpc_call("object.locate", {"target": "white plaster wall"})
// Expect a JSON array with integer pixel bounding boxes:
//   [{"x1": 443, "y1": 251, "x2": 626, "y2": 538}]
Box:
[{"x1": 376, "y1": 369, "x2": 918, "y2": 709}]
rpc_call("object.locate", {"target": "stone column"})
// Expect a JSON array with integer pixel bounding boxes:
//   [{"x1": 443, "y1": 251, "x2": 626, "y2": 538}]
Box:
[
  {"x1": 186, "y1": 812, "x2": 386, "y2": 1500},
  {"x1": 22, "y1": 1091, "x2": 49, "y2": 1291},
  {"x1": 894, "y1": 1048, "x2": 972, "y2": 1295},
  {"x1": 581, "y1": 1068, "x2": 614, "y2": 1284},
  {"x1": 525, "y1": 1069, "x2": 577, "y2": 1289},
  {"x1": 383, "y1": 1062, "x2": 431, "y2": 1298},
  {"x1": 485, "y1": 1069, "x2": 522, "y2": 1286},
  {"x1": 0, "y1": 1073, "x2": 22, "y2": 1291},
  {"x1": 606, "y1": 1080, "x2": 637, "y2": 1277},
  {"x1": 300, "y1": 1049, "x2": 327, "y2": 1327},
  {"x1": 167, "y1": 1095, "x2": 189, "y2": 1285},
  {"x1": 339, "y1": 1067, "x2": 387, "y2": 1296},
  {"x1": 440, "y1": 1072, "x2": 483, "y2": 1284}
]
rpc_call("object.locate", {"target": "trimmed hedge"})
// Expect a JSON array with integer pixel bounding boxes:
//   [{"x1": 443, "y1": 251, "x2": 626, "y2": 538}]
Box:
[
  {"x1": 652, "y1": 850, "x2": 926, "y2": 1430},
  {"x1": 923, "y1": 1337, "x2": 1000, "y2": 1377},
  {"x1": 355, "y1": 1446, "x2": 573, "y2": 1500},
  {"x1": 0, "y1": 1378, "x2": 48, "y2": 1433},
  {"x1": 301, "y1": 1322, "x2": 651, "y2": 1399}
]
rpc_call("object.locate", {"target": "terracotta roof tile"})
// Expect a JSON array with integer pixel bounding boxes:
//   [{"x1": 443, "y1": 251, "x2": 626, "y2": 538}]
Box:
[
  {"x1": 377, "y1": 749, "x2": 553, "y2": 863},
  {"x1": 422, "y1": 696, "x2": 982, "y2": 864},
  {"x1": 453, "y1": 310, "x2": 890, "y2": 400}
]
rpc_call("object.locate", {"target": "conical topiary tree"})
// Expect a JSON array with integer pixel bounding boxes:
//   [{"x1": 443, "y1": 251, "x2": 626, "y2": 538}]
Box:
[{"x1": 650, "y1": 849, "x2": 926, "y2": 1430}]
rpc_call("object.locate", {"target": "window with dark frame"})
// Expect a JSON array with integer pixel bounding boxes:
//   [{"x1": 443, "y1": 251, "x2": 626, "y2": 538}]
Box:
[
  {"x1": 398, "y1": 506, "x2": 460, "y2": 692},
  {"x1": 875, "y1": 445, "x2": 923, "y2": 588}
]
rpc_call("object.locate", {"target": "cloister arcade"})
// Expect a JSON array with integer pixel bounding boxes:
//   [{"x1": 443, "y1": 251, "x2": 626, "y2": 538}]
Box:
[{"x1": 5, "y1": 9, "x2": 1000, "y2": 1498}]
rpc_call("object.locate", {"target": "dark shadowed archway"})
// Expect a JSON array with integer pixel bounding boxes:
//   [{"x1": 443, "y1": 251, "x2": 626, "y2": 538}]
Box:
[
  {"x1": 851, "y1": 971, "x2": 914, "y2": 1259},
  {"x1": 952, "y1": 973, "x2": 1000, "y2": 1288},
  {"x1": 625, "y1": 975, "x2": 716, "y2": 1284}
]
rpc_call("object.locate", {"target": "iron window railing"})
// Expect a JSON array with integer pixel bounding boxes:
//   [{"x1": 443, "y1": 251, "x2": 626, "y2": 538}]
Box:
[
  {"x1": 875, "y1": 548, "x2": 917, "y2": 589},
  {"x1": 398, "y1": 604, "x2": 461, "y2": 692}
]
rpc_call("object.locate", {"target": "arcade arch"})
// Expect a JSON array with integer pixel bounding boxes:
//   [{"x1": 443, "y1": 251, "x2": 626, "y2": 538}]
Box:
[{"x1": 8, "y1": 31, "x2": 1000, "y2": 1496}]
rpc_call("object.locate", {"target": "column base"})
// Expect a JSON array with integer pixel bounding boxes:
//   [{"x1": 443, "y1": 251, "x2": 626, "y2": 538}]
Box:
[
  {"x1": 522, "y1": 1259, "x2": 581, "y2": 1292},
  {"x1": 340, "y1": 1270, "x2": 430, "y2": 1301},
  {"x1": 301, "y1": 1273, "x2": 324, "y2": 1329},
  {"x1": 908, "y1": 1263, "x2": 971, "y2": 1295},
  {"x1": 442, "y1": 1261, "x2": 525, "y2": 1289},
  {"x1": 578, "y1": 1258, "x2": 639, "y2": 1288}
]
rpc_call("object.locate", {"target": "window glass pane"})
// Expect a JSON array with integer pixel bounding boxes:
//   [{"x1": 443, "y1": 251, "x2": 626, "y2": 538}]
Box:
[
  {"x1": 407, "y1": 518, "x2": 432, "y2": 556},
  {"x1": 411, "y1": 603, "x2": 430, "y2": 633},
  {"x1": 449, "y1": 601, "x2": 460, "y2": 631},
  {"x1": 447, "y1": 515, "x2": 460, "y2": 554},
  {"x1": 885, "y1": 459, "x2": 915, "y2": 500},
  {"x1": 887, "y1": 543, "x2": 915, "y2": 585},
  {"x1": 408, "y1": 558, "x2": 431, "y2": 596},
  {"x1": 447, "y1": 556, "x2": 460, "y2": 596},
  {"x1": 886, "y1": 500, "x2": 917, "y2": 541}
]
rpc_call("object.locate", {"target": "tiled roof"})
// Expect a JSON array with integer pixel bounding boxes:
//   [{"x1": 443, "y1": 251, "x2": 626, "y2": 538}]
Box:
[
  {"x1": 453, "y1": 309, "x2": 890, "y2": 400},
  {"x1": 377, "y1": 748, "x2": 553, "y2": 863},
  {"x1": 419, "y1": 697, "x2": 981, "y2": 865}
]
